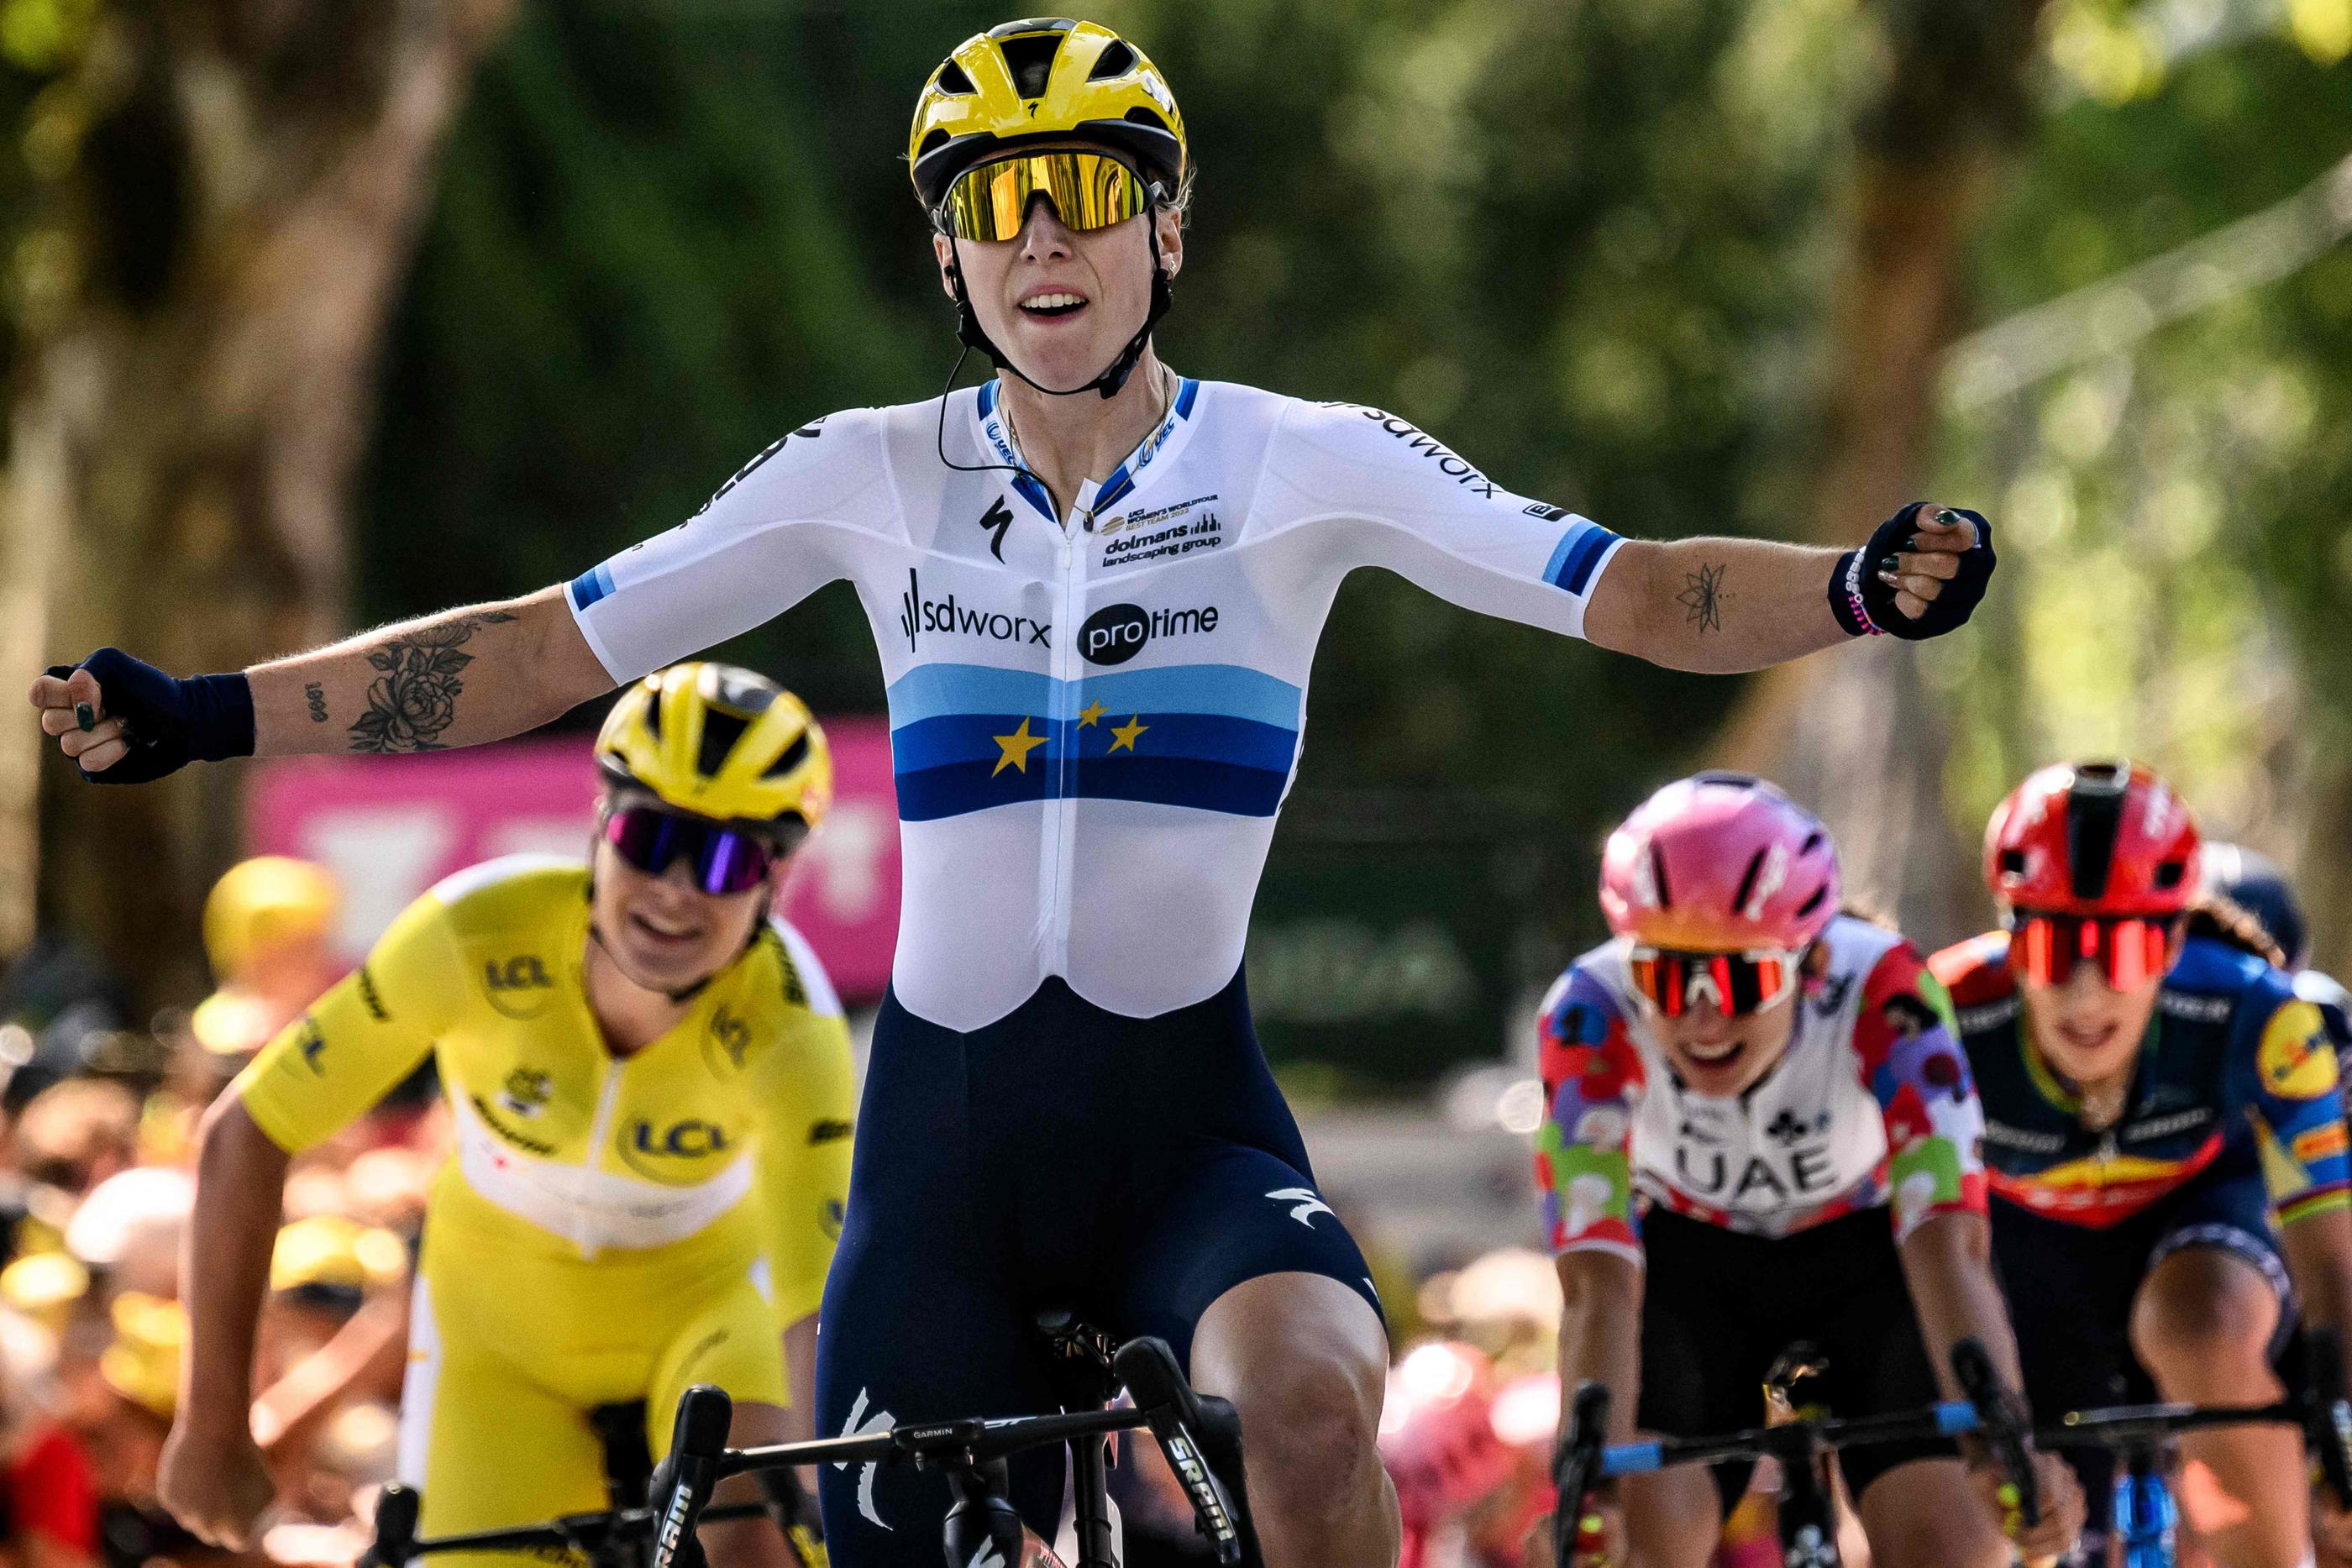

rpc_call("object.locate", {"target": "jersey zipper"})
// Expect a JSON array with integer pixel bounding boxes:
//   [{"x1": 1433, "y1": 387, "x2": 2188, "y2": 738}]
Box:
[
  {"x1": 1048, "y1": 491, "x2": 1091, "y2": 983},
  {"x1": 578, "y1": 1058, "x2": 627, "y2": 1258}
]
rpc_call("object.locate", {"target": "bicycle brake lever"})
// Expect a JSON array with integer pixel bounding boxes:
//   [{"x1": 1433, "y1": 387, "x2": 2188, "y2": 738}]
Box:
[
  {"x1": 1951, "y1": 1339, "x2": 2041, "y2": 1529},
  {"x1": 2303, "y1": 1328, "x2": 2352, "y2": 1509},
  {"x1": 1551, "y1": 1382, "x2": 1609, "y2": 1566},
  {"x1": 1112, "y1": 1337, "x2": 1245, "y2": 1565}
]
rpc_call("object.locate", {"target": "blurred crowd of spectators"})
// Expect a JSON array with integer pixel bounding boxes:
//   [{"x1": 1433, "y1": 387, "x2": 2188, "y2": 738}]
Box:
[{"x1": 0, "y1": 859, "x2": 438, "y2": 1568}]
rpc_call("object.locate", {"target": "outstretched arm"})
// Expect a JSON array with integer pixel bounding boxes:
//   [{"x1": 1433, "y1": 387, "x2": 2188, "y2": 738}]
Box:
[
  {"x1": 34, "y1": 585, "x2": 612, "y2": 773},
  {"x1": 1582, "y1": 508, "x2": 1977, "y2": 674}
]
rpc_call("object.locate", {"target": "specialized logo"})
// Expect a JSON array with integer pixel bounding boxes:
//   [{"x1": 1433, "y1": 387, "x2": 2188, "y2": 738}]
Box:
[
  {"x1": 1079, "y1": 600, "x2": 1221, "y2": 666},
  {"x1": 807, "y1": 1119, "x2": 855, "y2": 1146},
  {"x1": 1267, "y1": 1187, "x2": 1333, "y2": 1227},
  {"x1": 1354, "y1": 406, "x2": 1495, "y2": 497},
  {"x1": 975, "y1": 496, "x2": 1015, "y2": 562},
  {"x1": 898, "y1": 569, "x2": 1050, "y2": 653},
  {"x1": 836, "y1": 1389, "x2": 895, "y2": 1529},
  {"x1": 966, "y1": 1541, "x2": 1005, "y2": 1568}
]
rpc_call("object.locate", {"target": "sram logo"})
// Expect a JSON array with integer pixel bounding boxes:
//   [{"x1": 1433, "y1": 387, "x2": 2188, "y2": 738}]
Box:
[{"x1": 898, "y1": 569, "x2": 1050, "y2": 653}]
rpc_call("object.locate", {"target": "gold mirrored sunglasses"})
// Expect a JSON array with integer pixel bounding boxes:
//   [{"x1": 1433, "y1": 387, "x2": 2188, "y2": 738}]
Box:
[{"x1": 938, "y1": 150, "x2": 1153, "y2": 243}]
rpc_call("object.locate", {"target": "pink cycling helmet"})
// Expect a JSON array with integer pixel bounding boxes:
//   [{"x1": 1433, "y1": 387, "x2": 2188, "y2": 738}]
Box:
[{"x1": 1599, "y1": 773, "x2": 1841, "y2": 952}]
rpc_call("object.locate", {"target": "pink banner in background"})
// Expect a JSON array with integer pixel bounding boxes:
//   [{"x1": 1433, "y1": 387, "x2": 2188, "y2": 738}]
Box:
[{"x1": 244, "y1": 722, "x2": 900, "y2": 1002}]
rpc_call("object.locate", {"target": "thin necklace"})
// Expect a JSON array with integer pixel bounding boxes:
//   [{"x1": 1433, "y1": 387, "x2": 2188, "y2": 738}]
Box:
[{"x1": 1002, "y1": 363, "x2": 1173, "y2": 530}]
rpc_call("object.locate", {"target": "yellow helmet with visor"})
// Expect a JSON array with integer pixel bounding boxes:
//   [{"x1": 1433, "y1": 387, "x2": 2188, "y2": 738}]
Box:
[
  {"x1": 908, "y1": 18, "x2": 1188, "y2": 399},
  {"x1": 595, "y1": 663, "x2": 832, "y2": 840}
]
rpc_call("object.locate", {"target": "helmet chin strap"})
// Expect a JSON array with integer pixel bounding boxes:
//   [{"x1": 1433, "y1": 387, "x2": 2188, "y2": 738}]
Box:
[{"x1": 941, "y1": 195, "x2": 1173, "y2": 400}]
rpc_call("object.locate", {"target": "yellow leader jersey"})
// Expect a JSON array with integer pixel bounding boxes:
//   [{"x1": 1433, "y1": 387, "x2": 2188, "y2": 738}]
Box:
[{"x1": 235, "y1": 855, "x2": 856, "y2": 1332}]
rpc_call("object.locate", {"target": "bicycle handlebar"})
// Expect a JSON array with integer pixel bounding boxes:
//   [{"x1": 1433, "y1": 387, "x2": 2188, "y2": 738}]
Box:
[
  {"x1": 365, "y1": 1335, "x2": 1246, "y2": 1568},
  {"x1": 1549, "y1": 1329, "x2": 2352, "y2": 1559},
  {"x1": 1951, "y1": 1339, "x2": 2040, "y2": 1529}
]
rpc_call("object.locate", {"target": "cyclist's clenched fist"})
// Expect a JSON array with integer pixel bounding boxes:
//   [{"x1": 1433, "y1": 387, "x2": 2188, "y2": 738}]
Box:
[
  {"x1": 1967, "y1": 1452, "x2": 2084, "y2": 1565},
  {"x1": 157, "y1": 1416, "x2": 278, "y2": 1549}
]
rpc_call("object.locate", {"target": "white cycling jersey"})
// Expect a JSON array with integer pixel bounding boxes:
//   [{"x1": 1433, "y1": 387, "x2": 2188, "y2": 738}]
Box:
[{"x1": 567, "y1": 378, "x2": 1623, "y2": 1030}]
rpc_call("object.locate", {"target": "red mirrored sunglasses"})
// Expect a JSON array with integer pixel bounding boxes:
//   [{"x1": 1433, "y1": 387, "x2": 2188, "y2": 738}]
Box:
[
  {"x1": 2009, "y1": 912, "x2": 2177, "y2": 990},
  {"x1": 1625, "y1": 946, "x2": 1801, "y2": 1019}
]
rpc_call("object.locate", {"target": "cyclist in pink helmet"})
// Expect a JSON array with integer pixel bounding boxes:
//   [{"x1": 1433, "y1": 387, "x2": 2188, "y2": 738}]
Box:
[{"x1": 1536, "y1": 774, "x2": 2081, "y2": 1567}]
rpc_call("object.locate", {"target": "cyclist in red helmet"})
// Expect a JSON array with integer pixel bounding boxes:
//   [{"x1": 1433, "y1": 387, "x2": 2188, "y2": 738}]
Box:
[
  {"x1": 1931, "y1": 760, "x2": 2352, "y2": 1568},
  {"x1": 1537, "y1": 774, "x2": 2079, "y2": 1567}
]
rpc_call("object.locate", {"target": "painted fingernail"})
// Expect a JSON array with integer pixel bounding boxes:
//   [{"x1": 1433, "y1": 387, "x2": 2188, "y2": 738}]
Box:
[
  {"x1": 1878, "y1": 571, "x2": 1900, "y2": 586},
  {"x1": 1878, "y1": 553, "x2": 1902, "y2": 575},
  {"x1": 1937, "y1": 507, "x2": 1962, "y2": 526},
  {"x1": 1997, "y1": 1482, "x2": 2019, "y2": 1508},
  {"x1": 75, "y1": 703, "x2": 94, "y2": 732}
]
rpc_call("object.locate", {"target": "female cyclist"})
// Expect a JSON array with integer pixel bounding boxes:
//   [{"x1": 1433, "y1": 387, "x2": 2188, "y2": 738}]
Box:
[
  {"x1": 35, "y1": 20, "x2": 2001, "y2": 1566},
  {"x1": 1931, "y1": 760, "x2": 2352, "y2": 1568},
  {"x1": 1539, "y1": 773, "x2": 2080, "y2": 1566},
  {"x1": 155, "y1": 664, "x2": 855, "y2": 1568}
]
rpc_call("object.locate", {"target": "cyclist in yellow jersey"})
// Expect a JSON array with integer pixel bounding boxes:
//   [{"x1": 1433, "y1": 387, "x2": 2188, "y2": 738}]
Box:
[{"x1": 155, "y1": 663, "x2": 855, "y2": 1567}]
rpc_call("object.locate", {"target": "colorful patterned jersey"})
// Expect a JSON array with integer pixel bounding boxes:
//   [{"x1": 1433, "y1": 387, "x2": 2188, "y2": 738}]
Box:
[
  {"x1": 564, "y1": 384, "x2": 1623, "y2": 1031},
  {"x1": 1535, "y1": 915, "x2": 1987, "y2": 1262},
  {"x1": 1929, "y1": 932, "x2": 2352, "y2": 1230}
]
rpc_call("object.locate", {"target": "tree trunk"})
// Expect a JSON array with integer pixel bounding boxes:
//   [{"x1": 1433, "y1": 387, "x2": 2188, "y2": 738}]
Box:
[
  {"x1": 1714, "y1": 0, "x2": 2045, "y2": 948},
  {"x1": 3, "y1": 0, "x2": 517, "y2": 1001}
]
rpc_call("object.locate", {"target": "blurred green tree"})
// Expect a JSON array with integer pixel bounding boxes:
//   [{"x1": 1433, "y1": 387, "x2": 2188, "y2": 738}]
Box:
[{"x1": 1, "y1": 0, "x2": 516, "y2": 995}]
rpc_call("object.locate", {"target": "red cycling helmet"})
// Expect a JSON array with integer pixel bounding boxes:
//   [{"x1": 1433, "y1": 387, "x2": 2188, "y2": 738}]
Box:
[{"x1": 1983, "y1": 759, "x2": 2201, "y2": 917}]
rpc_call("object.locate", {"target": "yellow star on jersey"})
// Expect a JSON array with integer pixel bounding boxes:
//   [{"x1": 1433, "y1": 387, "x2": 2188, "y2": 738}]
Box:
[
  {"x1": 1108, "y1": 715, "x2": 1149, "y2": 753},
  {"x1": 1077, "y1": 700, "x2": 1108, "y2": 728},
  {"x1": 991, "y1": 716, "x2": 1047, "y2": 776}
]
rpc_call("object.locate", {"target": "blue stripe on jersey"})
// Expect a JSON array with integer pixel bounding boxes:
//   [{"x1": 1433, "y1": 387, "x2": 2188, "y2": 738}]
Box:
[
  {"x1": 568, "y1": 564, "x2": 617, "y2": 611},
  {"x1": 1174, "y1": 377, "x2": 1200, "y2": 418},
  {"x1": 885, "y1": 663, "x2": 1055, "y2": 727},
  {"x1": 1072, "y1": 754, "x2": 1290, "y2": 816},
  {"x1": 1073, "y1": 663, "x2": 1303, "y2": 729},
  {"x1": 884, "y1": 661, "x2": 1302, "y2": 821},
  {"x1": 1542, "y1": 522, "x2": 1619, "y2": 595}
]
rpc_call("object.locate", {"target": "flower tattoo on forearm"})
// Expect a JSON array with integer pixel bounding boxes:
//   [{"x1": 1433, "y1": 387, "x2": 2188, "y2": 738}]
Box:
[
  {"x1": 347, "y1": 612, "x2": 517, "y2": 753},
  {"x1": 1677, "y1": 563, "x2": 1726, "y2": 634}
]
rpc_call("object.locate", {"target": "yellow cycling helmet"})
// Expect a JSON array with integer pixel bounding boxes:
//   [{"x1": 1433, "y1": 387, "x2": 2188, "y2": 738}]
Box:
[
  {"x1": 596, "y1": 663, "x2": 832, "y2": 836},
  {"x1": 203, "y1": 857, "x2": 339, "y2": 982},
  {"x1": 908, "y1": 18, "x2": 1187, "y2": 211}
]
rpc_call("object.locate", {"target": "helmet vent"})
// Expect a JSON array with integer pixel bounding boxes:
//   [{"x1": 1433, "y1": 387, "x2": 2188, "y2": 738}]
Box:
[
  {"x1": 699, "y1": 711, "x2": 752, "y2": 779},
  {"x1": 642, "y1": 692, "x2": 664, "y2": 742},
  {"x1": 2155, "y1": 859, "x2": 2186, "y2": 889},
  {"x1": 1648, "y1": 843, "x2": 1673, "y2": 910},
  {"x1": 935, "y1": 60, "x2": 977, "y2": 96},
  {"x1": 1732, "y1": 847, "x2": 1769, "y2": 915},
  {"x1": 1795, "y1": 884, "x2": 1830, "y2": 919},
  {"x1": 998, "y1": 31, "x2": 1064, "y2": 99},
  {"x1": 1691, "y1": 770, "x2": 1759, "y2": 789},
  {"x1": 1123, "y1": 106, "x2": 1169, "y2": 132},
  {"x1": 2066, "y1": 763, "x2": 2130, "y2": 901},
  {"x1": 1799, "y1": 831, "x2": 1825, "y2": 857},
  {"x1": 1998, "y1": 848, "x2": 2027, "y2": 877},
  {"x1": 763, "y1": 732, "x2": 811, "y2": 779},
  {"x1": 1089, "y1": 39, "x2": 1137, "y2": 79}
]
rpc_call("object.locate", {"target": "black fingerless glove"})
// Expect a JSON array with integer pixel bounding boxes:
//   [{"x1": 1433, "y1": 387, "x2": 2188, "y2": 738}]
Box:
[
  {"x1": 1829, "y1": 501, "x2": 1997, "y2": 641},
  {"x1": 45, "y1": 648, "x2": 254, "y2": 784}
]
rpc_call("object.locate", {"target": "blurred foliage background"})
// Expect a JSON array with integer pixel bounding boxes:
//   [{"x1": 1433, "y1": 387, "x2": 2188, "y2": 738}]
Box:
[{"x1": 3, "y1": 0, "x2": 2349, "y2": 1083}]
